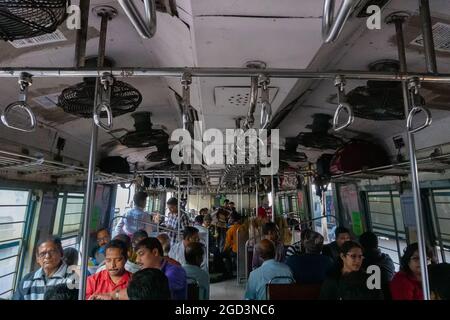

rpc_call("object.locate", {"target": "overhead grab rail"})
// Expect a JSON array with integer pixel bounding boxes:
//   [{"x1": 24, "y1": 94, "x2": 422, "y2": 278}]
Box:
[
  {"x1": 244, "y1": 76, "x2": 259, "y2": 129},
  {"x1": 118, "y1": 0, "x2": 157, "y2": 39},
  {"x1": 333, "y1": 75, "x2": 354, "y2": 131},
  {"x1": 181, "y1": 73, "x2": 192, "y2": 131},
  {"x1": 259, "y1": 74, "x2": 272, "y2": 129},
  {"x1": 322, "y1": 0, "x2": 359, "y2": 43},
  {"x1": 407, "y1": 78, "x2": 432, "y2": 134},
  {"x1": 93, "y1": 73, "x2": 114, "y2": 131},
  {"x1": 1, "y1": 72, "x2": 37, "y2": 133}
]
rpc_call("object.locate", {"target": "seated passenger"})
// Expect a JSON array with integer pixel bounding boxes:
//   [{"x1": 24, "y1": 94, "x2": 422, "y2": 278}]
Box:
[
  {"x1": 169, "y1": 226, "x2": 207, "y2": 271},
  {"x1": 322, "y1": 227, "x2": 351, "y2": 263},
  {"x1": 252, "y1": 222, "x2": 285, "y2": 270},
  {"x1": 96, "y1": 234, "x2": 140, "y2": 273},
  {"x1": 285, "y1": 228, "x2": 313, "y2": 257},
  {"x1": 182, "y1": 242, "x2": 210, "y2": 300},
  {"x1": 390, "y1": 242, "x2": 434, "y2": 300},
  {"x1": 245, "y1": 239, "x2": 293, "y2": 300},
  {"x1": 13, "y1": 237, "x2": 77, "y2": 300},
  {"x1": 223, "y1": 213, "x2": 242, "y2": 277},
  {"x1": 86, "y1": 240, "x2": 132, "y2": 300},
  {"x1": 320, "y1": 241, "x2": 383, "y2": 300},
  {"x1": 136, "y1": 237, "x2": 187, "y2": 300},
  {"x1": 127, "y1": 268, "x2": 171, "y2": 300},
  {"x1": 44, "y1": 283, "x2": 79, "y2": 300},
  {"x1": 286, "y1": 231, "x2": 333, "y2": 284},
  {"x1": 359, "y1": 231, "x2": 395, "y2": 299},
  {"x1": 157, "y1": 233, "x2": 181, "y2": 266},
  {"x1": 428, "y1": 263, "x2": 450, "y2": 300},
  {"x1": 132, "y1": 229, "x2": 148, "y2": 250},
  {"x1": 90, "y1": 228, "x2": 110, "y2": 266},
  {"x1": 63, "y1": 247, "x2": 79, "y2": 266}
]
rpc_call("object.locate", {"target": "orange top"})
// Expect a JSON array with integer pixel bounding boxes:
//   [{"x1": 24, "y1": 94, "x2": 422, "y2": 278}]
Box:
[{"x1": 224, "y1": 224, "x2": 241, "y2": 253}]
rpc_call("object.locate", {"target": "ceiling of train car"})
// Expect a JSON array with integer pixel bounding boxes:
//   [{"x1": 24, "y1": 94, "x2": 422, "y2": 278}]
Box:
[{"x1": 0, "y1": 0, "x2": 449, "y2": 173}]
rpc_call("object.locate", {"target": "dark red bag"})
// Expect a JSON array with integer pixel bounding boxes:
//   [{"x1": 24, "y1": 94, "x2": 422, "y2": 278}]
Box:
[{"x1": 330, "y1": 141, "x2": 391, "y2": 174}]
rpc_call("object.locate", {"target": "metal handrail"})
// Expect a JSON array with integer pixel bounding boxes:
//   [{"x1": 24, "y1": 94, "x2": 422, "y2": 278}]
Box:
[
  {"x1": 110, "y1": 215, "x2": 177, "y2": 235},
  {"x1": 118, "y1": 0, "x2": 157, "y2": 39},
  {"x1": 322, "y1": 0, "x2": 359, "y2": 43}
]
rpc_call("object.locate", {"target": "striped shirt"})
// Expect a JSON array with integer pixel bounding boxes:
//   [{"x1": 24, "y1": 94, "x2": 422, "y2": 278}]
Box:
[
  {"x1": 13, "y1": 263, "x2": 77, "y2": 300},
  {"x1": 164, "y1": 212, "x2": 191, "y2": 245}
]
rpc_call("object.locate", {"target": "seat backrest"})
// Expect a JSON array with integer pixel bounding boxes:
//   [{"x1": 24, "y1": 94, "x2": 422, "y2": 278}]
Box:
[{"x1": 266, "y1": 283, "x2": 322, "y2": 300}]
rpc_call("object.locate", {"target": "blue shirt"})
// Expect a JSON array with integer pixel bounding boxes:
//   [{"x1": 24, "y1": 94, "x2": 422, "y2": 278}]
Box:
[
  {"x1": 182, "y1": 264, "x2": 210, "y2": 300},
  {"x1": 245, "y1": 259, "x2": 293, "y2": 300},
  {"x1": 161, "y1": 259, "x2": 187, "y2": 300},
  {"x1": 286, "y1": 253, "x2": 334, "y2": 284},
  {"x1": 114, "y1": 206, "x2": 152, "y2": 236}
]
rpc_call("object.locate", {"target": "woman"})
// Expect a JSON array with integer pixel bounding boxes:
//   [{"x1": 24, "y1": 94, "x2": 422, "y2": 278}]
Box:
[
  {"x1": 390, "y1": 243, "x2": 434, "y2": 300},
  {"x1": 320, "y1": 240, "x2": 383, "y2": 300}
]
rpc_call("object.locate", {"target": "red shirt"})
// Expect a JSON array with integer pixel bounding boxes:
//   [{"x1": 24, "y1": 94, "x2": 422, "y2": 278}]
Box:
[
  {"x1": 86, "y1": 269, "x2": 132, "y2": 299},
  {"x1": 257, "y1": 207, "x2": 267, "y2": 219},
  {"x1": 390, "y1": 271, "x2": 423, "y2": 300}
]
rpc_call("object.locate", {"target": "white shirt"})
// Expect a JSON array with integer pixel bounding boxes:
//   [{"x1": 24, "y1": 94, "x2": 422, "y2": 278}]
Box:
[{"x1": 168, "y1": 241, "x2": 208, "y2": 272}]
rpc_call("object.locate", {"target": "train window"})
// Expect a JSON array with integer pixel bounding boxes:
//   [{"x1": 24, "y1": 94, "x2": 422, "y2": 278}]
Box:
[
  {"x1": 0, "y1": 189, "x2": 31, "y2": 299},
  {"x1": 429, "y1": 189, "x2": 450, "y2": 263},
  {"x1": 53, "y1": 193, "x2": 85, "y2": 240},
  {"x1": 367, "y1": 191, "x2": 407, "y2": 269}
]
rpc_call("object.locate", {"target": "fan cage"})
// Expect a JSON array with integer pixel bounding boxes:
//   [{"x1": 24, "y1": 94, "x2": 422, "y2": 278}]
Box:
[
  {"x1": 0, "y1": 0, "x2": 69, "y2": 41},
  {"x1": 120, "y1": 130, "x2": 169, "y2": 149},
  {"x1": 297, "y1": 132, "x2": 344, "y2": 150},
  {"x1": 58, "y1": 80, "x2": 143, "y2": 118}
]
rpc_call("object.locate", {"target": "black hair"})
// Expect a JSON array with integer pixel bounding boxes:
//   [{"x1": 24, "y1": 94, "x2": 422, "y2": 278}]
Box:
[
  {"x1": 337, "y1": 241, "x2": 363, "y2": 270},
  {"x1": 199, "y1": 208, "x2": 208, "y2": 215},
  {"x1": 303, "y1": 231, "x2": 324, "y2": 254},
  {"x1": 185, "y1": 242, "x2": 204, "y2": 267},
  {"x1": 194, "y1": 215, "x2": 204, "y2": 225},
  {"x1": 359, "y1": 231, "x2": 378, "y2": 251},
  {"x1": 44, "y1": 284, "x2": 79, "y2": 300},
  {"x1": 105, "y1": 239, "x2": 128, "y2": 260},
  {"x1": 36, "y1": 236, "x2": 63, "y2": 256},
  {"x1": 229, "y1": 202, "x2": 235, "y2": 206},
  {"x1": 127, "y1": 268, "x2": 171, "y2": 300},
  {"x1": 136, "y1": 237, "x2": 164, "y2": 257},
  {"x1": 96, "y1": 228, "x2": 109, "y2": 236},
  {"x1": 428, "y1": 263, "x2": 450, "y2": 300},
  {"x1": 400, "y1": 242, "x2": 434, "y2": 274},
  {"x1": 63, "y1": 247, "x2": 79, "y2": 266},
  {"x1": 183, "y1": 226, "x2": 199, "y2": 240},
  {"x1": 132, "y1": 230, "x2": 148, "y2": 241},
  {"x1": 167, "y1": 197, "x2": 178, "y2": 206},
  {"x1": 262, "y1": 222, "x2": 278, "y2": 235},
  {"x1": 134, "y1": 191, "x2": 148, "y2": 205},
  {"x1": 224, "y1": 199, "x2": 230, "y2": 203},
  {"x1": 335, "y1": 226, "x2": 351, "y2": 239},
  {"x1": 229, "y1": 212, "x2": 241, "y2": 224}
]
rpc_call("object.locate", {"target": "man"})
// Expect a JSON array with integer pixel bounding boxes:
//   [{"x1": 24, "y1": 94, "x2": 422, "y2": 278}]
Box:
[
  {"x1": 252, "y1": 222, "x2": 285, "y2": 270},
  {"x1": 90, "y1": 228, "x2": 110, "y2": 266},
  {"x1": 131, "y1": 229, "x2": 148, "y2": 251},
  {"x1": 87, "y1": 240, "x2": 132, "y2": 300},
  {"x1": 136, "y1": 237, "x2": 187, "y2": 300},
  {"x1": 229, "y1": 202, "x2": 237, "y2": 214},
  {"x1": 223, "y1": 213, "x2": 241, "y2": 277},
  {"x1": 96, "y1": 234, "x2": 140, "y2": 274},
  {"x1": 286, "y1": 231, "x2": 334, "y2": 284},
  {"x1": 182, "y1": 242, "x2": 210, "y2": 300},
  {"x1": 13, "y1": 237, "x2": 77, "y2": 300},
  {"x1": 169, "y1": 226, "x2": 207, "y2": 271},
  {"x1": 322, "y1": 226, "x2": 351, "y2": 262},
  {"x1": 157, "y1": 233, "x2": 181, "y2": 266},
  {"x1": 164, "y1": 197, "x2": 191, "y2": 245},
  {"x1": 215, "y1": 208, "x2": 229, "y2": 253},
  {"x1": 428, "y1": 263, "x2": 450, "y2": 300},
  {"x1": 114, "y1": 192, "x2": 152, "y2": 237},
  {"x1": 127, "y1": 268, "x2": 171, "y2": 300},
  {"x1": 359, "y1": 231, "x2": 395, "y2": 299},
  {"x1": 245, "y1": 239, "x2": 293, "y2": 300}
]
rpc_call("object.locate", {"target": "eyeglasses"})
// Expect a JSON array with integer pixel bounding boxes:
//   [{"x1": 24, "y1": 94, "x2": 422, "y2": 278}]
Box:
[
  {"x1": 38, "y1": 249, "x2": 59, "y2": 259},
  {"x1": 97, "y1": 237, "x2": 110, "y2": 243},
  {"x1": 346, "y1": 254, "x2": 364, "y2": 260}
]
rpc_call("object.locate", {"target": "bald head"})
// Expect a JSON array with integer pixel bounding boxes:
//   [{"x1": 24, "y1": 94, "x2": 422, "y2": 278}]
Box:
[{"x1": 258, "y1": 239, "x2": 275, "y2": 261}]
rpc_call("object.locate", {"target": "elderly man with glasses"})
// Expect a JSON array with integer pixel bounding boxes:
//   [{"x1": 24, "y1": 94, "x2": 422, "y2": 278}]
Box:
[{"x1": 13, "y1": 236, "x2": 77, "y2": 300}]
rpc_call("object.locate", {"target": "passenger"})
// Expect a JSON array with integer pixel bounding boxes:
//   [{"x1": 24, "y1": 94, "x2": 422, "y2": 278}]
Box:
[
  {"x1": 223, "y1": 213, "x2": 242, "y2": 277},
  {"x1": 390, "y1": 242, "x2": 434, "y2": 300},
  {"x1": 96, "y1": 235, "x2": 140, "y2": 273},
  {"x1": 131, "y1": 229, "x2": 148, "y2": 251},
  {"x1": 244, "y1": 239, "x2": 293, "y2": 300},
  {"x1": 322, "y1": 226, "x2": 351, "y2": 262},
  {"x1": 90, "y1": 228, "x2": 110, "y2": 266},
  {"x1": 215, "y1": 208, "x2": 229, "y2": 252},
  {"x1": 127, "y1": 268, "x2": 171, "y2": 300},
  {"x1": 194, "y1": 215, "x2": 204, "y2": 226},
  {"x1": 286, "y1": 231, "x2": 334, "y2": 284},
  {"x1": 252, "y1": 222, "x2": 285, "y2": 270},
  {"x1": 199, "y1": 208, "x2": 209, "y2": 216},
  {"x1": 359, "y1": 231, "x2": 395, "y2": 299},
  {"x1": 157, "y1": 233, "x2": 181, "y2": 266},
  {"x1": 86, "y1": 240, "x2": 132, "y2": 300},
  {"x1": 163, "y1": 197, "x2": 191, "y2": 245},
  {"x1": 285, "y1": 228, "x2": 313, "y2": 257},
  {"x1": 169, "y1": 226, "x2": 207, "y2": 271},
  {"x1": 203, "y1": 214, "x2": 221, "y2": 273},
  {"x1": 428, "y1": 263, "x2": 450, "y2": 300},
  {"x1": 13, "y1": 236, "x2": 77, "y2": 300},
  {"x1": 183, "y1": 242, "x2": 210, "y2": 300},
  {"x1": 135, "y1": 237, "x2": 187, "y2": 300},
  {"x1": 44, "y1": 284, "x2": 79, "y2": 300},
  {"x1": 228, "y1": 201, "x2": 237, "y2": 215},
  {"x1": 114, "y1": 192, "x2": 152, "y2": 237},
  {"x1": 320, "y1": 241, "x2": 383, "y2": 300},
  {"x1": 63, "y1": 247, "x2": 79, "y2": 266}
]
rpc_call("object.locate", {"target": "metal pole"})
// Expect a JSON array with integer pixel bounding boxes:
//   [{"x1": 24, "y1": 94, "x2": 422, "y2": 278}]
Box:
[
  {"x1": 430, "y1": 191, "x2": 446, "y2": 262},
  {"x1": 390, "y1": 191, "x2": 403, "y2": 266},
  {"x1": 177, "y1": 166, "x2": 181, "y2": 243},
  {"x1": 255, "y1": 177, "x2": 259, "y2": 217},
  {"x1": 79, "y1": 10, "x2": 111, "y2": 301},
  {"x1": 388, "y1": 12, "x2": 431, "y2": 300},
  {"x1": 419, "y1": 0, "x2": 438, "y2": 74},
  {"x1": 74, "y1": 0, "x2": 90, "y2": 67},
  {"x1": 271, "y1": 175, "x2": 276, "y2": 222}
]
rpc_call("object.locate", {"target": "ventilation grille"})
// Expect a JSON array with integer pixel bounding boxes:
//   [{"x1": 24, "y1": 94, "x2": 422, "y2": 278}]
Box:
[
  {"x1": 214, "y1": 86, "x2": 279, "y2": 108},
  {"x1": 9, "y1": 29, "x2": 67, "y2": 48},
  {"x1": 411, "y1": 22, "x2": 450, "y2": 53}
]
